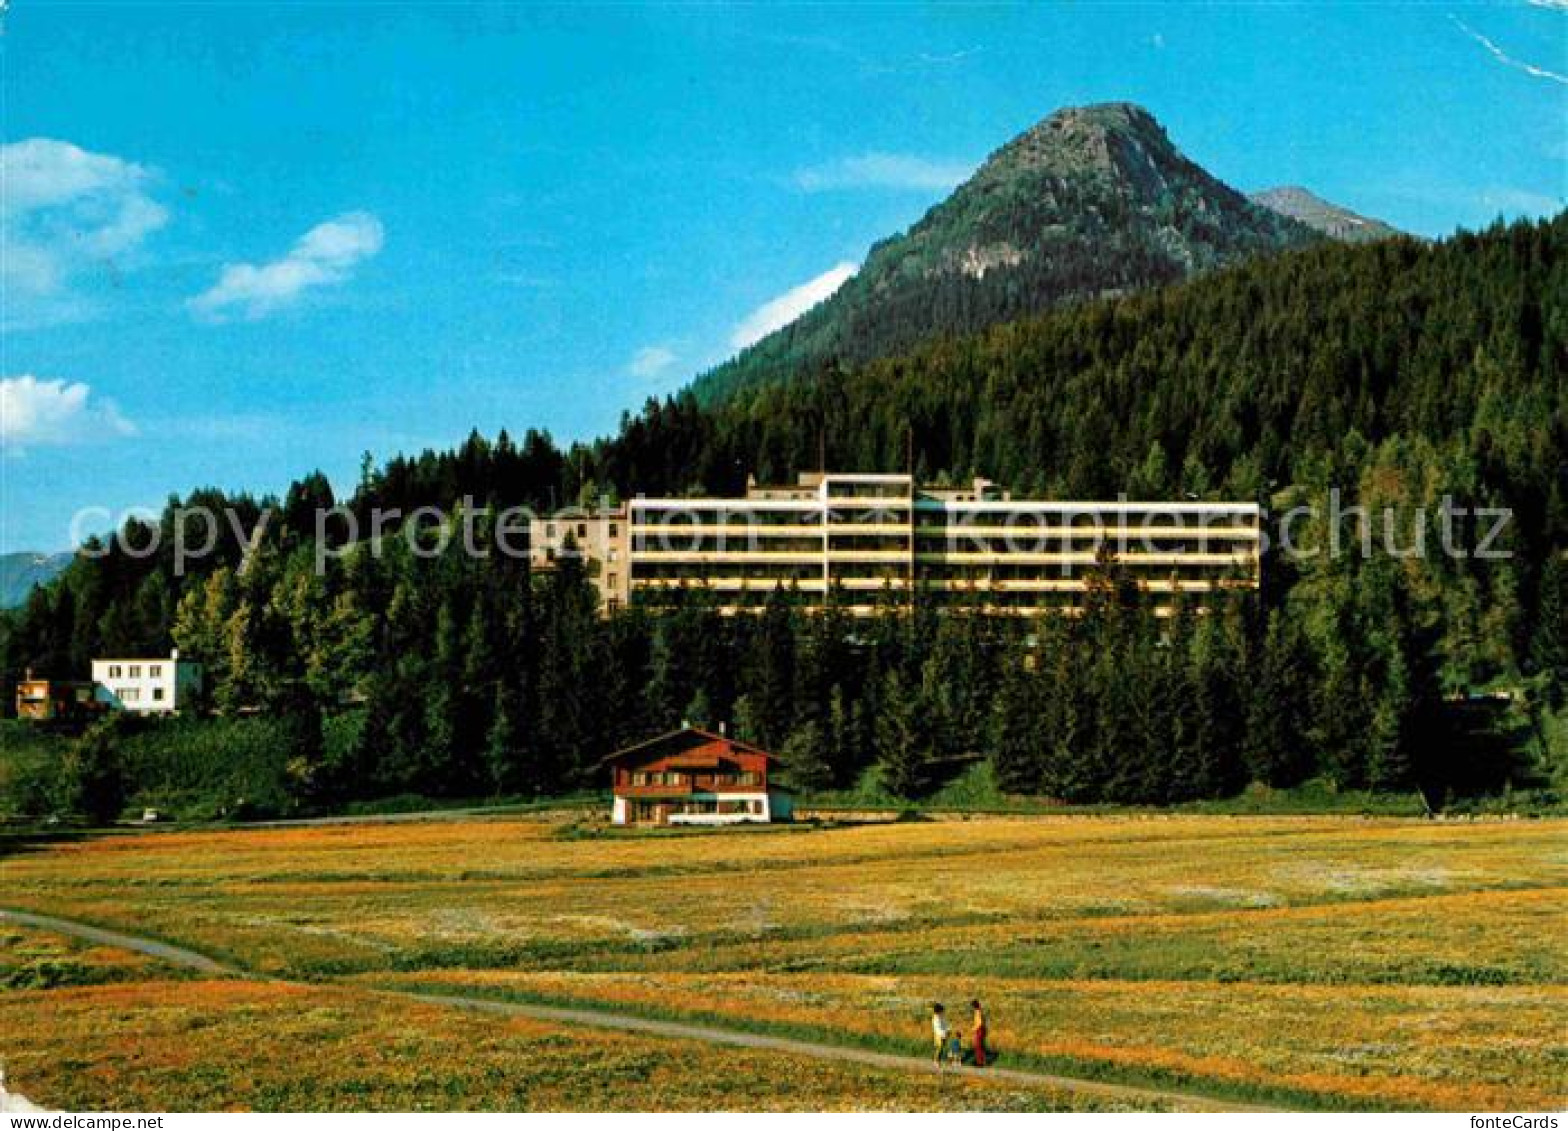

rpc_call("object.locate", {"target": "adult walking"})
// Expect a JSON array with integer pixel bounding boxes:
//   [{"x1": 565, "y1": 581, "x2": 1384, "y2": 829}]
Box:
[
  {"x1": 930, "y1": 1003, "x2": 949, "y2": 1068},
  {"x1": 970, "y1": 999, "x2": 988, "y2": 1067}
]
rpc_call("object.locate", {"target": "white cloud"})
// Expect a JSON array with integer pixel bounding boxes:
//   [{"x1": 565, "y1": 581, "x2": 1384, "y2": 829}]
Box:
[
  {"x1": 1452, "y1": 15, "x2": 1568, "y2": 85},
  {"x1": 730, "y1": 262, "x2": 858, "y2": 350},
  {"x1": 627, "y1": 344, "x2": 678, "y2": 380},
  {"x1": 0, "y1": 139, "x2": 168, "y2": 319},
  {"x1": 1477, "y1": 185, "x2": 1563, "y2": 216},
  {"x1": 0, "y1": 375, "x2": 136, "y2": 454},
  {"x1": 794, "y1": 153, "x2": 974, "y2": 193},
  {"x1": 189, "y1": 211, "x2": 384, "y2": 320}
]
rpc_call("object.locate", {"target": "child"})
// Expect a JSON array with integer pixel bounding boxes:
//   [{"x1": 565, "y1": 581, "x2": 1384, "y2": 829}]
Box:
[{"x1": 945, "y1": 1026, "x2": 965, "y2": 1066}]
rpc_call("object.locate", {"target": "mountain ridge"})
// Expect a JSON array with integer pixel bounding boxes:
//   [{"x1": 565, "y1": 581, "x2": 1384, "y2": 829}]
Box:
[
  {"x1": 691, "y1": 102, "x2": 1320, "y2": 404},
  {"x1": 1249, "y1": 185, "x2": 1402, "y2": 243},
  {"x1": 0, "y1": 551, "x2": 73, "y2": 609}
]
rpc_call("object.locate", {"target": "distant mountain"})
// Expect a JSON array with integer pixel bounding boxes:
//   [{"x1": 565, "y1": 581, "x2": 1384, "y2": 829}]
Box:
[
  {"x1": 0, "y1": 552, "x2": 72, "y2": 609},
  {"x1": 692, "y1": 102, "x2": 1319, "y2": 403},
  {"x1": 1250, "y1": 186, "x2": 1402, "y2": 244}
]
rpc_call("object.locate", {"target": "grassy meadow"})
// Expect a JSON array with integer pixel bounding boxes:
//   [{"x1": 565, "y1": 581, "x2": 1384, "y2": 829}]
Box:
[
  {"x1": 6, "y1": 974, "x2": 1101, "y2": 1111},
  {"x1": 2, "y1": 813, "x2": 1564, "y2": 1110}
]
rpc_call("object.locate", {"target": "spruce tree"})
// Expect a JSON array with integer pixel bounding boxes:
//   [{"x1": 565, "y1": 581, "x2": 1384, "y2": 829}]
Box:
[
  {"x1": 876, "y1": 668, "x2": 936, "y2": 799},
  {"x1": 781, "y1": 720, "x2": 834, "y2": 793}
]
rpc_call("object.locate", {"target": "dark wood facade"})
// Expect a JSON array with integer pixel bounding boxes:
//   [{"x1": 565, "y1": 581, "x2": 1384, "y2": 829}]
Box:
[{"x1": 603, "y1": 728, "x2": 792, "y2": 826}]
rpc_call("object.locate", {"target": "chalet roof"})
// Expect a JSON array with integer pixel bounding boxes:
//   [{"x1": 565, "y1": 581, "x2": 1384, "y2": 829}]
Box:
[{"x1": 598, "y1": 726, "x2": 783, "y2": 768}]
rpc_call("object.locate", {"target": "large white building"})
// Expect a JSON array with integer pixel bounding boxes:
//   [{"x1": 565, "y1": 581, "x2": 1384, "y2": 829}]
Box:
[
  {"x1": 623, "y1": 471, "x2": 1260, "y2": 616},
  {"x1": 90, "y1": 649, "x2": 204, "y2": 714}
]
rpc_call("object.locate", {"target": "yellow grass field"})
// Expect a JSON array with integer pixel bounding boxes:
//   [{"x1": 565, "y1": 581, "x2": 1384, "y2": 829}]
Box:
[
  {"x1": 4, "y1": 978, "x2": 1101, "y2": 1111},
  {"x1": 0, "y1": 924, "x2": 191, "y2": 989},
  {"x1": 3, "y1": 814, "x2": 1565, "y2": 1110}
]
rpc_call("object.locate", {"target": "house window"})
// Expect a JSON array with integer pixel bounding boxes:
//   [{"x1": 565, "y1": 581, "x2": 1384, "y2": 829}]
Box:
[
  {"x1": 577, "y1": 523, "x2": 588, "y2": 538},
  {"x1": 607, "y1": 573, "x2": 618, "y2": 589},
  {"x1": 149, "y1": 664, "x2": 162, "y2": 677},
  {"x1": 109, "y1": 665, "x2": 123, "y2": 678},
  {"x1": 153, "y1": 688, "x2": 165, "y2": 701},
  {"x1": 121, "y1": 687, "x2": 139, "y2": 702},
  {"x1": 609, "y1": 523, "x2": 619, "y2": 537},
  {"x1": 546, "y1": 523, "x2": 556, "y2": 538}
]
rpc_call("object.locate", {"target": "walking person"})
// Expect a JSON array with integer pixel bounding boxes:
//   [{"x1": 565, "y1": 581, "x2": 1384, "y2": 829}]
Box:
[
  {"x1": 930, "y1": 1003, "x2": 949, "y2": 1069},
  {"x1": 970, "y1": 999, "x2": 988, "y2": 1067}
]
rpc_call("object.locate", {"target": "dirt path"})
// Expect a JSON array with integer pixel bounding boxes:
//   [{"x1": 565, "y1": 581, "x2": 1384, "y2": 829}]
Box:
[
  {"x1": 1, "y1": 906, "x2": 1276, "y2": 1113},
  {"x1": 397, "y1": 989, "x2": 1272, "y2": 1111},
  {"x1": 0, "y1": 908, "x2": 233, "y2": 974}
]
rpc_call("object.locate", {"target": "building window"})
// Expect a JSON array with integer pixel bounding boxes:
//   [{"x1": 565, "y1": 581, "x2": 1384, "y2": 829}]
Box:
[
  {"x1": 149, "y1": 664, "x2": 162, "y2": 677},
  {"x1": 109, "y1": 665, "x2": 123, "y2": 678},
  {"x1": 153, "y1": 688, "x2": 165, "y2": 701},
  {"x1": 546, "y1": 523, "x2": 556, "y2": 537},
  {"x1": 577, "y1": 523, "x2": 588, "y2": 538},
  {"x1": 609, "y1": 523, "x2": 619, "y2": 537},
  {"x1": 128, "y1": 665, "x2": 142, "y2": 678},
  {"x1": 121, "y1": 687, "x2": 139, "y2": 702},
  {"x1": 607, "y1": 573, "x2": 618, "y2": 588}
]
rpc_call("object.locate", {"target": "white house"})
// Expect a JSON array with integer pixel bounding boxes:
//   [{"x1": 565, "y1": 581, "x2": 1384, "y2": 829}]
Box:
[{"x1": 90, "y1": 649, "x2": 203, "y2": 714}]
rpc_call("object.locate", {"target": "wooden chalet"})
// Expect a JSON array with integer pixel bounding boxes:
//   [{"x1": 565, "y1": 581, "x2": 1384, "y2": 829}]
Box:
[{"x1": 603, "y1": 727, "x2": 793, "y2": 826}]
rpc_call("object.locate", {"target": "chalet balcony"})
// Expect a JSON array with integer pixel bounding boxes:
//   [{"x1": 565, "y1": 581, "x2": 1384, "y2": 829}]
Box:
[
  {"x1": 616, "y1": 774, "x2": 765, "y2": 797},
  {"x1": 616, "y1": 781, "x2": 695, "y2": 798}
]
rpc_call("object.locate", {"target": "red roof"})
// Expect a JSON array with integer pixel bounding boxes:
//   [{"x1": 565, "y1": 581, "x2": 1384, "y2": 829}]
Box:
[{"x1": 598, "y1": 726, "x2": 782, "y2": 767}]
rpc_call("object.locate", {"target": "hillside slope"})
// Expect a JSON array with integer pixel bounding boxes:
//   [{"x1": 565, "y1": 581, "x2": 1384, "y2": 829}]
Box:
[
  {"x1": 692, "y1": 103, "x2": 1317, "y2": 403},
  {"x1": 0, "y1": 552, "x2": 72, "y2": 609},
  {"x1": 1251, "y1": 185, "x2": 1402, "y2": 243}
]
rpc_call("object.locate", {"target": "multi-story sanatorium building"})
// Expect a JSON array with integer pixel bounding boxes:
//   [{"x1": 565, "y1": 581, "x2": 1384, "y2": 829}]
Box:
[{"x1": 532, "y1": 472, "x2": 1261, "y2": 616}]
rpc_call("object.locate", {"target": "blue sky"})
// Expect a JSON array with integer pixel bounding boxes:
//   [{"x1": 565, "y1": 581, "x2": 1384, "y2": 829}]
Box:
[{"x1": 2, "y1": 2, "x2": 1564, "y2": 552}]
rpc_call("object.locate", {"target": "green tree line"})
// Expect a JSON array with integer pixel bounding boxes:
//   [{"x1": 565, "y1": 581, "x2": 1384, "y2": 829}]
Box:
[{"x1": 2, "y1": 215, "x2": 1564, "y2": 816}]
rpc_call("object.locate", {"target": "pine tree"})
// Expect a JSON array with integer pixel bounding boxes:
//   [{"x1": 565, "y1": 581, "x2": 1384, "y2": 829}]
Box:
[
  {"x1": 1245, "y1": 610, "x2": 1315, "y2": 787},
  {"x1": 483, "y1": 682, "x2": 525, "y2": 795},
  {"x1": 1532, "y1": 556, "x2": 1568, "y2": 705},
  {"x1": 990, "y1": 643, "x2": 1044, "y2": 794},
  {"x1": 682, "y1": 688, "x2": 715, "y2": 730},
  {"x1": 781, "y1": 720, "x2": 834, "y2": 793},
  {"x1": 745, "y1": 589, "x2": 797, "y2": 749},
  {"x1": 825, "y1": 683, "x2": 860, "y2": 788},
  {"x1": 876, "y1": 668, "x2": 935, "y2": 799}
]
